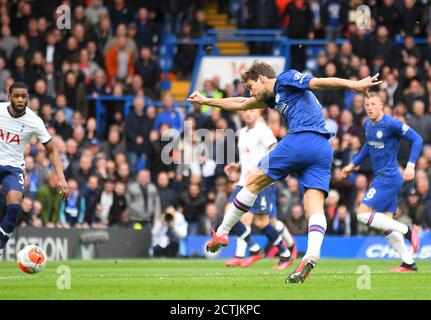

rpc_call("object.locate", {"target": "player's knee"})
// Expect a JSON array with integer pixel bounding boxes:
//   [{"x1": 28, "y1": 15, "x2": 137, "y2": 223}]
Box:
[{"x1": 357, "y1": 204, "x2": 371, "y2": 215}]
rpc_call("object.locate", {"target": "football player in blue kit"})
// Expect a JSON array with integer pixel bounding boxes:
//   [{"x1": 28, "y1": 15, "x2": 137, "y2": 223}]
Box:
[
  {"x1": 342, "y1": 93, "x2": 423, "y2": 272},
  {"x1": 188, "y1": 61, "x2": 381, "y2": 284}
]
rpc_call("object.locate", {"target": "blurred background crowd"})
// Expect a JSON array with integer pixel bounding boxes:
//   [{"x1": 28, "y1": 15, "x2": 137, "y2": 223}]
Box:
[{"x1": 2, "y1": 0, "x2": 431, "y2": 257}]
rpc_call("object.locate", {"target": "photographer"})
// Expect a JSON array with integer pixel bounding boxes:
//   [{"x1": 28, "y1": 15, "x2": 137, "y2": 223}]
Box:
[{"x1": 151, "y1": 206, "x2": 188, "y2": 257}]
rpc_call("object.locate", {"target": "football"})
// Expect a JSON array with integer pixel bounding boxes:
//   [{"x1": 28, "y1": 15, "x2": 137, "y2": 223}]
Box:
[{"x1": 16, "y1": 245, "x2": 47, "y2": 274}]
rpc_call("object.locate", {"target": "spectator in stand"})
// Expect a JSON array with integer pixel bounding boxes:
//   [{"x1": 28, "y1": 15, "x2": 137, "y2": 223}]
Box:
[
  {"x1": 286, "y1": 203, "x2": 308, "y2": 235},
  {"x1": 98, "y1": 179, "x2": 115, "y2": 227},
  {"x1": 136, "y1": 7, "x2": 160, "y2": 50},
  {"x1": 174, "y1": 21, "x2": 197, "y2": 80},
  {"x1": 59, "y1": 179, "x2": 86, "y2": 228},
  {"x1": 100, "y1": 125, "x2": 126, "y2": 160},
  {"x1": 201, "y1": 202, "x2": 223, "y2": 235},
  {"x1": 85, "y1": 0, "x2": 109, "y2": 26},
  {"x1": 191, "y1": 9, "x2": 213, "y2": 38},
  {"x1": 36, "y1": 173, "x2": 62, "y2": 227},
  {"x1": 336, "y1": 110, "x2": 362, "y2": 141},
  {"x1": 407, "y1": 99, "x2": 431, "y2": 144},
  {"x1": 153, "y1": 93, "x2": 184, "y2": 133},
  {"x1": 135, "y1": 47, "x2": 161, "y2": 100},
  {"x1": 156, "y1": 171, "x2": 178, "y2": 211},
  {"x1": 24, "y1": 155, "x2": 40, "y2": 199},
  {"x1": 84, "y1": 175, "x2": 101, "y2": 227},
  {"x1": 331, "y1": 204, "x2": 352, "y2": 235},
  {"x1": 108, "y1": 0, "x2": 136, "y2": 32},
  {"x1": 126, "y1": 169, "x2": 161, "y2": 229},
  {"x1": 108, "y1": 181, "x2": 127, "y2": 226},
  {"x1": 57, "y1": 70, "x2": 88, "y2": 117},
  {"x1": 179, "y1": 183, "x2": 207, "y2": 235},
  {"x1": 105, "y1": 35, "x2": 135, "y2": 85}
]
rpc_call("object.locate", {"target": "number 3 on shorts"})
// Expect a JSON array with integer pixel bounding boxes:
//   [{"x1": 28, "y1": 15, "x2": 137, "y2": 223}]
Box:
[
  {"x1": 18, "y1": 173, "x2": 24, "y2": 187},
  {"x1": 365, "y1": 188, "x2": 376, "y2": 200}
]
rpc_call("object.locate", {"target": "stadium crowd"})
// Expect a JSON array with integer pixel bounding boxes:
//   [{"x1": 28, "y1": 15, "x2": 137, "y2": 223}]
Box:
[{"x1": 2, "y1": 0, "x2": 431, "y2": 256}]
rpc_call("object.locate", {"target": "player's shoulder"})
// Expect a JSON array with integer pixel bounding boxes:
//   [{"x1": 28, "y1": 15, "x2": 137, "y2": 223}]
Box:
[{"x1": 0, "y1": 102, "x2": 10, "y2": 113}]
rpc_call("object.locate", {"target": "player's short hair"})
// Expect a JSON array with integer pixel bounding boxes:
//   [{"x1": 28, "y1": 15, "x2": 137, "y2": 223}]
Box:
[
  {"x1": 365, "y1": 92, "x2": 380, "y2": 100},
  {"x1": 9, "y1": 82, "x2": 29, "y2": 94},
  {"x1": 241, "y1": 61, "x2": 276, "y2": 83}
]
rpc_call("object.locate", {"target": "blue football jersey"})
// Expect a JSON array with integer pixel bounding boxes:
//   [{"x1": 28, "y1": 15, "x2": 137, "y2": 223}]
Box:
[
  {"x1": 355, "y1": 115, "x2": 409, "y2": 177},
  {"x1": 264, "y1": 70, "x2": 334, "y2": 138}
]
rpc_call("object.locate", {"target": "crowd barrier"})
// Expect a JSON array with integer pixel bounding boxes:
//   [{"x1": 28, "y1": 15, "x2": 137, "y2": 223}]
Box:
[{"x1": 1, "y1": 228, "x2": 430, "y2": 261}]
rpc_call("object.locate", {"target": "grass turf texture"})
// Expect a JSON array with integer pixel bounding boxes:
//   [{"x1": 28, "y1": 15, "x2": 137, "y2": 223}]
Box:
[{"x1": 1, "y1": 259, "x2": 431, "y2": 299}]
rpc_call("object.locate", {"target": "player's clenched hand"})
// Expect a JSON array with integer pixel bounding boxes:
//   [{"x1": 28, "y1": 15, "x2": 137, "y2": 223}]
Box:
[
  {"x1": 341, "y1": 163, "x2": 355, "y2": 178},
  {"x1": 352, "y1": 73, "x2": 382, "y2": 97},
  {"x1": 403, "y1": 166, "x2": 415, "y2": 181},
  {"x1": 58, "y1": 178, "x2": 69, "y2": 200},
  {"x1": 187, "y1": 91, "x2": 208, "y2": 105}
]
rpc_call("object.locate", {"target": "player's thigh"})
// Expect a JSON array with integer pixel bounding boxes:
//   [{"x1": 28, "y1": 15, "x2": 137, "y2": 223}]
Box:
[
  {"x1": 361, "y1": 178, "x2": 403, "y2": 214},
  {"x1": 2, "y1": 171, "x2": 25, "y2": 205},
  {"x1": 244, "y1": 168, "x2": 274, "y2": 194}
]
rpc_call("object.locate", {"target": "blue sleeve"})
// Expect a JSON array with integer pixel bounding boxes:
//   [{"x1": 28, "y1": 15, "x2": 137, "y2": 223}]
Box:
[
  {"x1": 391, "y1": 119, "x2": 424, "y2": 165},
  {"x1": 78, "y1": 198, "x2": 86, "y2": 224},
  {"x1": 352, "y1": 143, "x2": 370, "y2": 166},
  {"x1": 59, "y1": 201, "x2": 66, "y2": 224},
  {"x1": 278, "y1": 70, "x2": 314, "y2": 90}
]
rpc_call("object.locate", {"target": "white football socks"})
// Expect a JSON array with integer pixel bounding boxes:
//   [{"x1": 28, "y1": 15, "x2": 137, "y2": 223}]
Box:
[
  {"x1": 304, "y1": 213, "x2": 327, "y2": 260},
  {"x1": 357, "y1": 211, "x2": 408, "y2": 234},
  {"x1": 274, "y1": 220, "x2": 295, "y2": 247},
  {"x1": 385, "y1": 231, "x2": 415, "y2": 265}
]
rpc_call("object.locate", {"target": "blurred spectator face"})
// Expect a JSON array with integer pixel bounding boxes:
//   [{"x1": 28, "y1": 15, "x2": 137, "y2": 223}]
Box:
[
  {"x1": 55, "y1": 110, "x2": 66, "y2": 124},
  {"x1": 15, "y1": 56, "x2": 25, "y2": 69},
  {"x1": 206, "y1": 203, "x2": 217, "y2": 219},
  {"x1": 74, "y1": 5, "x2": 86, "y2": 21},
  {"x1": 119, "y1": 211, "x2": 130, "y2": 225},
  {"x1": 340, "y1": 110, "x2": 353, "y2": 126},
  {"x1": 73, "y1": 126, "x2": 85, "y2": 143},
  {"x1": 41, "y1": 103, "x2": 52, "y2": 119},
  {"x1": 157, "y1": 172, "x2": 169, "y2": 188},
  {"x1": 115, "y1": 182, "x2": 126, "y2": 195},
  {"x1": 146, "y1": 106, "x2": 156, "y2": 119},
  {"x1": 291, "y1": 204, "x2": 304, "y2": 220},
  {"x1": 133, "y1": 98, "x2": 145, "y2": 114},
  {"x1": 66, "y1": 72, "x2": 78, "y2": 87},
  {"x1": 79, "y1": 48, "x2": 89, "y2": 63},
  {"x1": 131, "y1": 75, "x2": 143, "y2": 92},
  {"x1": 325, "y1": 63, "x2": 337, "y2": 77},
  {"x1": 352, "y1": 95, "x2": 364, "y2": 110},
  {"x1": 163, "y1": 94, "x2": 174, "y2": 110},
  {"x1": 68, "y1": 180, "x2": 78, "y2": 193},
  {"x1": 47, "y1": 174, "x2": 58, "y2": 188},
  {"x1": 358, "y1": 64, "x2": 370, "y2": 79},
  {"x1": 108, "y1": 129, "x2": 121, "y2": 144},
  {"x1": 317, "y1": 52, "x2": 327, "y2": 67},
  {"x1": 340, "y1": 43, "x2": 352, "y2": 57},
  {"x1": 140, "y1": 47, "x2": 151, "y2": 60},
  {"x1": 100, "y1": 17, "x2": 111, "y2": 32},
  {"x1": 189, "y1": 184, "x2": 200, "y2": 197},
  {"x1": 417, "y1": 179, "x2": 429, "y2": 196},
  {"x1": 87, "y1": 118, "x2": 97, "y2": 132},
  {"x1": 413, "y1": 100, "x2": 425, "y2": 117},
  {"x1": 115, "y1": 152, "x2": 127, "y2": 166},
  {"x1": 138, "y1": 7, "x2": 149, "y2": 21},
  {"x1": 409, "y1": 80, "x2": 421, "y2": 94},
  {"x1": 190, "y1": 175, "x2": 201, "y2": 185},
  {"x1": 350, "y1": 136, "x2": 361, "y2": 151},
  {"x1": 22, "y1": 197, "x2": 33, "y2": 213},
  {"x1": 66, "y1": 139, "x2": 78, "y2": 155},
  {"x1": 405, "y1": 65, "x2": 416, "y2": 79},
  {"x1": 215, "y1": 177, "x2": 227, "y2": 192},
  {"x1": 73, "y1": 24, "x2": 85, "y2": 42},
  {"x1": 73, "y1": 112, "x2": 85, "y2": 127},
  {"x1": 80, "y1": 155, "x2": 93, "y2": 172},
  {"x1": 107, "y1": 160, "x2": 116, "y2": 173},
  {"x1": 25, "y1": 156, "x2": 34, "y2": 172},
  {"x1": 404, "y1": 0, "x2": 414, "y2": 9},
  {"x1": 35, "y1": 80, "x2": 46, "y2": 95},
  {"x1": 29, "y1": 97, "x2": 39, "y2": 112},
  {"x1": 242, "y1": 109, "x2": 261, "y2": 127},
  {"x1": 149, "y1": 130, "x2": 159, "y2": 142},
  {"x1": 196, "y1": 10, "x2": 206, "y2": 22},
  {"x1": 336, "y1": 205, "x2": 348, "y2": 220},
  {"x1": 288, "y1": 178, "x2": 299, "y2": 193},
  {"x1": 364, "y1": 96, "x2": 383, "y2": 120},
  {"x1": 325, "y1": 42, "x2": 338, "y2": 57},
  {"x1": 94, "y1": 70, "x2": 106, "y2": 86},
  {"x1": 394, "y1": 102, "x2": 407, "y2": 116},
  {"x1": 329, "y1": 104, "x2": 341, "y2": 120},
  {"x1": 1, "y1": 25, "x2": 10, "y2": 38},
  {"x1": 417, "y1": 157, "x2": 428, "y2": 170},
  {"x1": 88, "y1": 176, "x2": 99, "y2": 190},
  {"x1": 423, "y1": 146, "x2": 431, "y2": 163},
  {"x1": 137, "y1": 170, "x2": 151, "y2": 186},
  {"x1": 118, "y1": 163, "x2": 130, "y2": 179},
  {"x1": 103, "y1": 180, "x2": 115, "y2": 192},
  {"x1": 325, "y1": 190, "x2": 340, "y2": 207},
  {"x1": 33, "y1": 200, "x2": 42, "y2": 216},
  {"x1": 355, "y1": 174, "x2": 368, "y2": 190},
  {"x1": 67, "y1": 36, "x2": 78, "y2": 52},
  {"x1": 377, "y1": 26, "x2": 389, "y2": 40},
  {"x1": 117, "y1": 35, "x2": 128, "y2": 50},
  {"x1": 113, "y1": 83, "x2": 123, "y2": 96}
]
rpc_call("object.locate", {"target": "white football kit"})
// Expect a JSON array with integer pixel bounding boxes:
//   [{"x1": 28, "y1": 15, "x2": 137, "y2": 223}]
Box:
[{"x1": 0, "y1": 102, "x2": 51, "y2": 169}]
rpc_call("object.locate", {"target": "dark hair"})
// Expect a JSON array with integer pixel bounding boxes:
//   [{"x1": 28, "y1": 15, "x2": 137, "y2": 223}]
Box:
[
  {"x1": 9, "y1": 82, "x2": 29, "y2": 94},
  {"x1": 241, "y1": 61, "x2": 276, "y2": 83}
]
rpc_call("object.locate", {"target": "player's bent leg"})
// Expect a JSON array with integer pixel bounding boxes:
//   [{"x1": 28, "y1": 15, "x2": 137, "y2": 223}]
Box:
[
  {"x1": 271, "y1": 218, "x2": 297, "y2": 259},
  {"x1": 0, "y1": 190, "x2": 24, "y2": 254},
  {"x1": 254, "y1": 214, "x2": 293, "y2": 270},
  {"x1": 206, "y1": 171, "x2": 274, "y2": 253},
  {"x1": 383, "y1": 213, "x2": 418, "y2": 272},
  {"x1": 356, "y1": 203, "x2": 419, "y2": 253},
  {"x1": 287, "y1": 189, "x2": 325, "y2": 284}
]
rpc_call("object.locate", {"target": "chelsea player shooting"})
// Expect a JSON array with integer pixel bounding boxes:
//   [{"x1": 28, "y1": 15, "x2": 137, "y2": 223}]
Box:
[
  {"x1": 342, "y1": 93, "x2": 423, "y2": 272},
  {"x1": 188, "y1": 61, "x2": 381, "y2": 284}
]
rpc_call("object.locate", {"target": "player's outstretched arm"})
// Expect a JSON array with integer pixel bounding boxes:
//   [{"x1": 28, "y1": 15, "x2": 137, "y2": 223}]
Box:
[
  {"x1": 402, "y1": 127, "x2": 424, "y2": 181},
  {"x1": 43, "y1": 141, "x2": 69, "y2": 200},
  {"x1": 309, "y1": 73, "x2": 382, "y2": 97},
  {"x1": 187, "y1": 91, "x2": 268, "y2": 111}
]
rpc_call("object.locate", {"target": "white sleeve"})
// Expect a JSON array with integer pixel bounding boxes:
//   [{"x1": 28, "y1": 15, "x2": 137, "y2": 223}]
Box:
[
  {"x1": 35, "y1": 118, "x2": 52, "y2": 144},
  {"x1": 259, "y1": 123, "x2": 277, "y2": 150}
]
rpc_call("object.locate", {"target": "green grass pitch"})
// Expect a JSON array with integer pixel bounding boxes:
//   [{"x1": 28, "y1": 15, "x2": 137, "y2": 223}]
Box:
[{"x1": 1, "y1": 259, "x2": 431, "y2": 299}]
